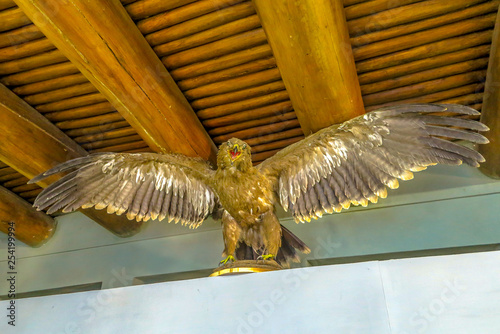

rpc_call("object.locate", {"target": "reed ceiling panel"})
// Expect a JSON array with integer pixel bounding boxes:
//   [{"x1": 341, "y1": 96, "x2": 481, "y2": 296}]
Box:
[
  {"x1": 123, "y1": 0, "x2": 304, "y2": 164},
  {"x1": 346, "y1": 0, "x2": 499, "y2": 112}
]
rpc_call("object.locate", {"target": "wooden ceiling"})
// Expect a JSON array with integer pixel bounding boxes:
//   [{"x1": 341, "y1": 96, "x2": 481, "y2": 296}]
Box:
[{"x1": 0, "y1": 0, "x2": 499, "y2": 246}]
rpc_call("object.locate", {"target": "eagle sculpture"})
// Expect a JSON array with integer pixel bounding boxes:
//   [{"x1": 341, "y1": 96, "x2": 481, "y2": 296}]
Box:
[{"x1": 30, "y1": 104, "x2": 489, "y2": 266}]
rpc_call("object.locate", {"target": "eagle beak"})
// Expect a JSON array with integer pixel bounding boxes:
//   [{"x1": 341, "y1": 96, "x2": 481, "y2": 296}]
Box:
[{"x1": 229, "y1": 144, "x2": 241, "y2": 161}]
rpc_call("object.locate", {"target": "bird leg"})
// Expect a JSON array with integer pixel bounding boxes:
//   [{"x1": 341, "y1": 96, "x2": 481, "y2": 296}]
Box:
[
  {"x1": 220, "y1": 255, "x2": 235, "y2": 266},
  {"x1": 221, "y1": 211, "x2": 241, "y2": 264},
  {"x1": 261, "y1": 211, "x2": 281, "y2": 260}
]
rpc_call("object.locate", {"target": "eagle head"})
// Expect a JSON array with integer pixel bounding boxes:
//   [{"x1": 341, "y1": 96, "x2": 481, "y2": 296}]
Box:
[{"x1": 217, "y1": 138, "x2": 252, "y2": 170}]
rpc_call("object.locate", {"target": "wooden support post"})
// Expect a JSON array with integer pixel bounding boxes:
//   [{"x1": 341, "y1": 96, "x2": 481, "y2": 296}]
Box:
[
  {"x1": 252, "y1": 0, "x2": 365, "y2": 134},
  {"x1": 0, "y1": 83, "x2": 143, "y2": 237},
  {"x1": 14, "y1": 0, "x2": 217, "y2": 163},
  {"x1": 0, "y1": 185, "x2": 56, "y2": 247},
  {"x1": 479, "y1": 8, "x2": 500, "y2": 179}
]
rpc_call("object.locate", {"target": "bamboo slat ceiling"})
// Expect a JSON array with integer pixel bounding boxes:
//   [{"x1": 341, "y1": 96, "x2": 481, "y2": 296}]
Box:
[{"x1": 0, "y1": 0, "x2": 498, "y2": 209}]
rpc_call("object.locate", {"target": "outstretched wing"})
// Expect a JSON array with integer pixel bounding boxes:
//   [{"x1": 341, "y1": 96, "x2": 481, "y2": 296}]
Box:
[
  {"x1": 30, "y1": 153, "x2": 218, "y2": 228},
  {"x1": 257, "y1": 104, "x2": 489, "y2": 223}
]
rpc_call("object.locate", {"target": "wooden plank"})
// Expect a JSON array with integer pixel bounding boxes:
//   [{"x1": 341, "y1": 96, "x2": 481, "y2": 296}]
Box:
[
  {"x1": 252, "y1": 0, "x2": 365, "y2": 134},
  {"x1": 479, "y1": 9, "x2": 500, "y2": 179},
  {"x1": 14, "y1": 0, "x2": 217, "y2": 162},
  {"x1": 0, "y1": 83, "x2": 144, "y2": 237},
  {"x1": 0, "y1": 185, "x2": 55, "y2": 247}
]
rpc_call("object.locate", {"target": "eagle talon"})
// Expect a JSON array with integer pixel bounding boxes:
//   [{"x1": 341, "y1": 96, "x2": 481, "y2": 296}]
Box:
[
  {"x1": 257, "y1": 254, "x2": 274, "y2": 261},
  {"x1": 220, "y1": 255, "x2": 235, "y2": 266}
]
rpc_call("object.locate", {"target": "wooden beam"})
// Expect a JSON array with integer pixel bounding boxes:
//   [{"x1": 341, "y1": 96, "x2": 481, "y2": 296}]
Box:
[
  {"x1": 0, "y1": 185, "x2": 55, "y2": 247},
  {"x1": 252, "y1": 0, "x2": 365, "y2": 135},
  {"x1": 0, "y1": 83, "x2": 143, "y2": 237},
  {"x1": 14, "y1": 0, "x2": 217, "y2": 163},
  {"x1": 479, "y1": 8, "x2": 500, "y2": 179}
]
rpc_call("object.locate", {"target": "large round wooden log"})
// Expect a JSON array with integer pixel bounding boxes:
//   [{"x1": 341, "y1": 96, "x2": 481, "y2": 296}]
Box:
[
  {"x1": 192, "y1": 81, "x2": 285, "y2": 110},
  {"x1": 353, "y1": 13, "x2": 496, "y2": 61},
  {"x1": 137, "y1": 0, "x2": 244, "y2": 34},
  {"x1": 203, "y1": 100, "x2": 293, "y2": 128},
  {"x1": 0, "y1": 49, "x2": 66, "y2": 75},
  {"x1": 0, "y1": 24, "x2": 41, "y2": 48},
  {"x1": 24, "y1": 82, "x2": 98, "y2": 105},
  {"x1": 185, "y1": 68, "x2": 281, "y2": 100},
  {"x1": 358, "y1": 45, "x2": 491, "y2": 85},
  {"x1": 36, "y1": 93, "x2": 108, "y2": 113},
  {"x1": 44, "y1": 102, "x2": 115, "y2": 122},
  {"x1": 1, "y1": 61, "x2": 79, "y2": 86},
  {"x1": 154, "y1": 15, "x2": 261, "y2": 57},
  {"x1": 252, "y1": 0, "x2": 365, "y2": 134},
  {"x1": 0, "y1": 186, "x2": 56, "y2": 247},
  {"x1": 147, "y1": 2, "x2": 255, "y2": 46},
  {"x1": 479, "y1": 8, "x2": 500, "y2": 179},
  {"x1": 351, "y1": 1, "x2": 499, "y2": 47},
  {"x1": 125, "y1": 0, "x2": 197, "y2": 20},
  {"x1": 197, "y1": 90, "x2": 289, "y2": 119},
  {"x1": 13, "y1": 73, "x2": 88, "y2": 96},
  {"x1": 356, "y1": 30, "x2": 493, "y2": 73},
  {"x1": 361, "y1": 58, "x2": 489, "y2": 95},
  {"x1": 162, "y1": 28, "x2": 267, "y2": 69},
  {"x1": 170, "y1": 44, "x2": 272, "y2": 80}
]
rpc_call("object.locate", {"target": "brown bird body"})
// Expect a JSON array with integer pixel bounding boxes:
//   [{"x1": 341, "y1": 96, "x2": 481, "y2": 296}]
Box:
[{"x1": 30, "y1": 104, "x2": 489, "y2": 266}]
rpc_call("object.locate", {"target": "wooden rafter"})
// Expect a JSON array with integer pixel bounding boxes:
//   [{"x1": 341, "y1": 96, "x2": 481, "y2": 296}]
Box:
[
  {"x1": 0, "y1": 83, "x2": 143, "y2": 237},
  {"x1": 479, "y1": 7, "x2": 500, "y2": 179},
  {"x1": 252, "y1": 0, "x2": 365, "y2": 135},
  {"x1": 0, "y1": 185, "x2": 55, "y2": 247},
  {"x1": 14, "y1": 0, "x2": 217, "y2": 162}
]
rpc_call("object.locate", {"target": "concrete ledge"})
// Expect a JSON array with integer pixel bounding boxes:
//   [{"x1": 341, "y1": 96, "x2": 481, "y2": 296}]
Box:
[{"x1": 1, "y1": 250, "x2": 499, "y2": 333}]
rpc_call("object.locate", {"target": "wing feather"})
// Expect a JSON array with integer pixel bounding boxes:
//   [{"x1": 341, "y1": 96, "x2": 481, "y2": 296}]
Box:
[
  {"x1": 258, "y1": 104, "x2": 488, "y2": 223},
  {"x1": 31, "y1": 152, "x2": 218, "y2": 227}
]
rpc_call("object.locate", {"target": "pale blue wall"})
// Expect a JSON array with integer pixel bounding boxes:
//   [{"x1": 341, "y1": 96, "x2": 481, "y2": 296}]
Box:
[
  {"x1": 0, "y1": 165, "x2": 499, "y2": 294},
  {"x1": 1, "y1": 250, "x2": 500, "y2": 334}
]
